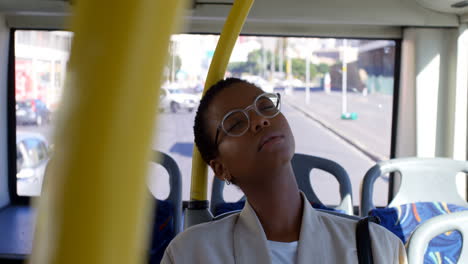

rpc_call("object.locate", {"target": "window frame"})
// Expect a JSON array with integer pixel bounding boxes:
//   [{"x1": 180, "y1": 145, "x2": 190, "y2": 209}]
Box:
[
  {"x1": 7, "y1": 28, "x2": 29, "y2": 205},
  {"x1": 7, "y1": 28, "x2": 404, "y2": 206},
  {"x1": 388, "y1": 40, "x2": 402, "y2": 203},
  {"x1": 7, "y1": 28, "x2": 61, "y2": 205}
]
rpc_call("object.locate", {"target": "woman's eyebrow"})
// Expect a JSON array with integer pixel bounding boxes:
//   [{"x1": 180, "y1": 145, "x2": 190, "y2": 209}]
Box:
[
  {"x1": 219, "y1": 93, "x2": 261, "y2": 114},
  {"x1": 249, "y1": 93, "x2": 266, "y2": 104}
]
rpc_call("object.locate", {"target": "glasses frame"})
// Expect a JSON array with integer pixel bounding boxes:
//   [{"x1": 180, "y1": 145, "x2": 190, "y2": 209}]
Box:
[{"x1": 214, "y1": 92, "x2": 281, "y2": 148}]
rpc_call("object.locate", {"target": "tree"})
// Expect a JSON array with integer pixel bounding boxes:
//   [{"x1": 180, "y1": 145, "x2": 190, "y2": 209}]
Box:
[
  {"x1": 164, "y1": 44, "x2": 182, "y2": 81},
  {"x1": 228, "y1": 49, "x2": 266, "y2": 76},
  {"x1": 164, "y1": 40, "x2": 182, "y2": 82},
  {"x1": 291, "y1": 58, "x2": 318, "y2": 81},
  {"x1": 164, "y1": 54, "x2": 181, "y2": 82},
  {"x1": 245, "y1": 49, "x2": 264, "y2": 75},
  {"x1": 227, "y1": 48, "x2": 322, "y2": 81},
  {"x1": 228, "y1": 61, "x2": 249, "y2": 76},
  {"x1": 317, "y1": 63, "x2": 330, "y2": 75}
]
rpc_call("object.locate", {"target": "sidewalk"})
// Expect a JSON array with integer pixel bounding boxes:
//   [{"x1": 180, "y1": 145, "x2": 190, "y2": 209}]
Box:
[{"x1": 283, "y1": 90, "x2": 393, "y2": 161}]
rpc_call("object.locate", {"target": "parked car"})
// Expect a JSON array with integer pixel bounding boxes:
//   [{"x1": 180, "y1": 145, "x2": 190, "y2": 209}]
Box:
[
  {"x1": 277, "y1": 78, "x2": 304, "y2": 88},
  {"x1": 16, "y1": 131, "x2": 50, "y2": 196},
  {"x1": 16, "y1": 99, "x2": 51, "y2": 126},
  {"x1": 241, "y1": 75, "x2": 274, "y2": 93},
  {"x1": 159, "y1": 87, "x2": 200, "y2": 113}
]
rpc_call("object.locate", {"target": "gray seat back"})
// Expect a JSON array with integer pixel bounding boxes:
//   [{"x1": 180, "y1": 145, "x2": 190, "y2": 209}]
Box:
[
  {"x1": 210, "y1": 178, "x2": 246, "y2": 214},
  {"x1": 211, "y1": 178, "x2": 224, "y2": 214},
  {"x1": 360, "y1": 157, "x2": 468, "y2": 216},
  {"x1": 408, "y1": 211, "x2": 468, "y2": 264},
  {"x1": 151, "y1": 150, "x2": 182, "y2": 234},
  {"x1": 291, "y1": 153, "x2": 353, "y2": 215},
  {"x1": 211, "y1": 153, "x2": 354, "y2": 215}
]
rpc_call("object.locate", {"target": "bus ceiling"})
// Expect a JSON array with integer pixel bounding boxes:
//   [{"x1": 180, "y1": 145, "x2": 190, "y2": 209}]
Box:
[{"x1": 0, "y1": 0, "x2": 466, "y2": 38}]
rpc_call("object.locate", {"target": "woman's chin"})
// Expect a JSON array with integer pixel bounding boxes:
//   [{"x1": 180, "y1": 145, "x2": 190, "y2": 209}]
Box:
[{"x1": 259, "y1": 146, "x2": 294, "y2": 166}]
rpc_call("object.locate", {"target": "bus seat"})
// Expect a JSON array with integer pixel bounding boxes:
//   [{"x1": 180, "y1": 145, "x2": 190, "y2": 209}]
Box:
[
  {"x1": 210, "y1": 177, "x2": 245, "y2": 216},
  {"x1": 361, "y1": 158, "x2": 468, "y2": 216},
  {"x1": 407, "y1": 210, "x2": 468, "y2": 264},
  {"x1": 210, "y1": 153, "x2": 354, "y2": 216},
  {"x1": 44, "y1": 152, "x2": 182, "y2": 263},
  {"x1": 148, "y1": 151, "x2": 182, "y2": 264},
  {"x1": 360, "y1": 157, "x2": 468, "y2": 263},
  {"x1": 292, "y1": 153, "x2": 353, "y2": 215}
]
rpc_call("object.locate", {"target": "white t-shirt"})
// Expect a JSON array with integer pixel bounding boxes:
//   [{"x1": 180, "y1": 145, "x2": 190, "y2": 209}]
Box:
[{"x1": 267, "y1": 240, "x2": 298, "y2": 264}]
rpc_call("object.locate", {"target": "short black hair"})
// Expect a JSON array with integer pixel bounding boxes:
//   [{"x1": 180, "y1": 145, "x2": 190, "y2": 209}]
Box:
[{"x1": 194, "y1": 77, "x2": 254, "y2": 164}]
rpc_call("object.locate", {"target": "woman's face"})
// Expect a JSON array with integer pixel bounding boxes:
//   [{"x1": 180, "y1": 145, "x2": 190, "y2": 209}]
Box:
[{"x1": 206, "y1": 82, "x2": 295, "y2": 187}]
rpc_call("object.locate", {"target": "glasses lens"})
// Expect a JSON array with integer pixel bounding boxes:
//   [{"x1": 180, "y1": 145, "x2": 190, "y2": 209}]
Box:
[
  {"x1": 256, "y1": 94, "x2": 280, "y2": 117},
  {"x1": 223, "y1": 111, "x2": 249, "y2": 136}
]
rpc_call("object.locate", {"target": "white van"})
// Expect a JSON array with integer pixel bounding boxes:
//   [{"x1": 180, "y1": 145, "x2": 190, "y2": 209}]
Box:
[{"x1": 159, "y1": 87, "x2": 200, "y2": 113}]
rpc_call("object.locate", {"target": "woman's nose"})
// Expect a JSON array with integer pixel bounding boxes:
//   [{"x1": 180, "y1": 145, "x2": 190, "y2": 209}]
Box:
[{"x1": 251, "y1": 113, "x2": 271, "y2": 133}]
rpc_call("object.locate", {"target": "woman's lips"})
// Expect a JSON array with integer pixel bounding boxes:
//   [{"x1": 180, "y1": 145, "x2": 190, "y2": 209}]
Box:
[{"x1": 258, "y1": 134, "x2": 284, "y2": 151}]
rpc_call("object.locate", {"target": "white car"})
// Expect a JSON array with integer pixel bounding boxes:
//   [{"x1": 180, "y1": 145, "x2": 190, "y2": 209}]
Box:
[
  {"x1": 159, "y1": 88, "x2": 200, "y2": 113},
  {"x1": 16, "y1": 131, "x2": 50, "y2": 196},
  {"x1": 241, "y1": 76, "x2": 274, "y2": 93}
]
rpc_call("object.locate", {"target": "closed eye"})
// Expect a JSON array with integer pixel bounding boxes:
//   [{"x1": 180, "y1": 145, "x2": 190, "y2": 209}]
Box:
[
  {"x1": 260, "y1": 105, "x2": 275, "y2": 110},
  {"x1": 227, "y1": 120, "x2": 246, "y2": 132}
]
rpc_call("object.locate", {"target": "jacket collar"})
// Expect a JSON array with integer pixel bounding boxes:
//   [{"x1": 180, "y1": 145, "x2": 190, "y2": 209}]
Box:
[{"x1": 233, "y1": 192, "x2": 326, "y2": 264}]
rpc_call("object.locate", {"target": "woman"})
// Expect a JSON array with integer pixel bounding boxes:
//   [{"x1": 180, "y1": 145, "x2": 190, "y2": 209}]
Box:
[{"x1": 161, "y1": 78, "x2": 407, "y2": 264}]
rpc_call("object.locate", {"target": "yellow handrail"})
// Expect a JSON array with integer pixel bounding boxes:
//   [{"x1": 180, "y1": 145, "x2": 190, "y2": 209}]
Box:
[
  {"x1": 29, "y1": 0, "x2": 186, "y2": 263},
  {"x1": 190, "y1": 0, "x2": 255, "y2": 201}
]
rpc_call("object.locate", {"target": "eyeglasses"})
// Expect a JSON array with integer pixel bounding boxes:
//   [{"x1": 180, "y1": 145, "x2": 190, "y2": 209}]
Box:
[{"x1": 214, "y1": 92, "x2": 281, "y2": 147}]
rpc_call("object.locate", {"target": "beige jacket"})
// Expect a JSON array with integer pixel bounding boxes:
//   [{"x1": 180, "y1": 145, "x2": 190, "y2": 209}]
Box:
[{"x1": 162, "y1": 193, "x2": 408, "y2": 264}]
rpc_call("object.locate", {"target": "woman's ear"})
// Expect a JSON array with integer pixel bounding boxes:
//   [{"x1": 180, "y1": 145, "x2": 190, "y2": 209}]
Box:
[{"x1": 209, "y1": 159, "x2": 230, "y2": 182}]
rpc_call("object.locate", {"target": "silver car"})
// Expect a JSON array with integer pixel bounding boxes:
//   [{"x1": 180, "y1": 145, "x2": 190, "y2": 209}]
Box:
[
  {"x1": 16, "y1": 131, "x2": 50, "y2": 196},
  {"x1": 159, "y1": 88, "x2": 200, "y2": 113}
]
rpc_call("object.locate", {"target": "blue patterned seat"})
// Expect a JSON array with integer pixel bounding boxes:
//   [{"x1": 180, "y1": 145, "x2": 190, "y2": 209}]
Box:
[
  {"x1": 361, "y1": 158, "x2": 468, "y2": 264},
  {"x1": 370, "y1": 202, "x2": 467, "y2": 264}
]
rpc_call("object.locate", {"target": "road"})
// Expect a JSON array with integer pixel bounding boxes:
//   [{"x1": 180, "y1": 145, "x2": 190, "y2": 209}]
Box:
[
  {"x1": 17, "y1": 99, "x2": 390, "y2": 207},
  {"x1": 285, "y1": 90, "x2": 393, "y2": 161}
]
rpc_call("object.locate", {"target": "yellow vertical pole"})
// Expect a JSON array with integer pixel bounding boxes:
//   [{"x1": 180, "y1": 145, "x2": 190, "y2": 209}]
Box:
[
  {"x1": 29, "y1": 0, "x2": 186, "y2": 263},
  {"x1": 190, "y1": 0, "x2": 255, "y2": 201}
]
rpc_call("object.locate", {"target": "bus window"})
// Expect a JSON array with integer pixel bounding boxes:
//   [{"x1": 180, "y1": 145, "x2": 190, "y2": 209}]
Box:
[
  {"x1": 13, "y1": 31, "x2": 397, "y2": 207},
  {"x1": 154, "y1": 35, "x2": 397, "y2": 206},
  {"x1": 14, "y1": 30, "x2": 72, "y2": 197}
]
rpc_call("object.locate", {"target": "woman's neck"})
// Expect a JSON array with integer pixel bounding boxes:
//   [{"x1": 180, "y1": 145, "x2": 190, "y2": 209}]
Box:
[{"x1": 242, "y1": 164, "x2": 303, "y2": 242}]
